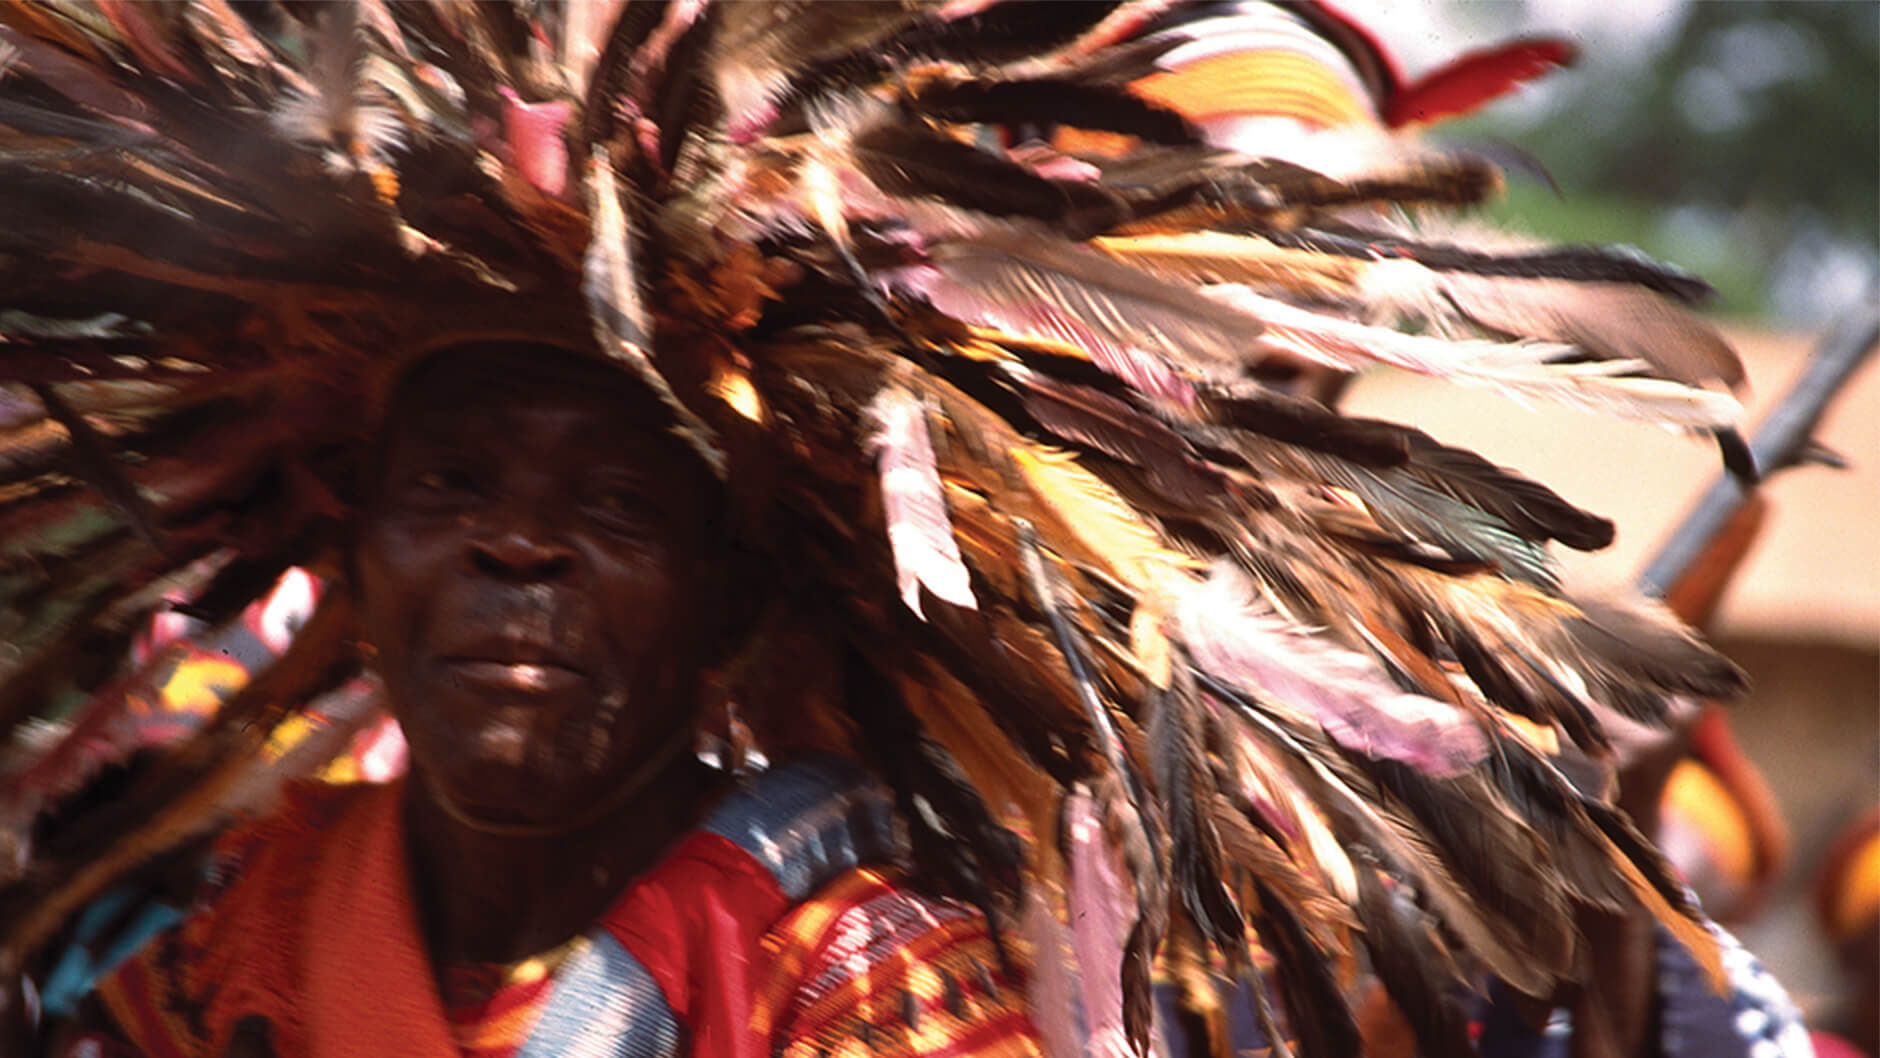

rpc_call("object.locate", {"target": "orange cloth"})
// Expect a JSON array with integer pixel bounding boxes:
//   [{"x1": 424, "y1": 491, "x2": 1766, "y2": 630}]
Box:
[
  {"x1": 302, "y1": 782, "x2": 459, "y2": 1058},
  {"x1": 98, "y1": 781, "x2": 459, "y2": 1058}
]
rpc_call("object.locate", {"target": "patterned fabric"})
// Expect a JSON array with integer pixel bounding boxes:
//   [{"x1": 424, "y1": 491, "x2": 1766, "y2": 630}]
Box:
[
  {"x1": 757, "y1": 869, "x2": 1038, "y2": 1058},
  {"x1": 80, "y1": 757, "x2": 1043, "y2": 1058}
]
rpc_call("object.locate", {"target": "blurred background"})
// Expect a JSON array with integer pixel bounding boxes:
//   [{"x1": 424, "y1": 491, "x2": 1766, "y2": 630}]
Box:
[{"x1": 1349, "y1": 1, "x2": 1878, "y2": 1045}]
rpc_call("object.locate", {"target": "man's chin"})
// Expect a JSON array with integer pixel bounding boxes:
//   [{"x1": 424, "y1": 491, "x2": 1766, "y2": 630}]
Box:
[{"x1": 419, "y1": 765, "x2": 600, "y2": 832}]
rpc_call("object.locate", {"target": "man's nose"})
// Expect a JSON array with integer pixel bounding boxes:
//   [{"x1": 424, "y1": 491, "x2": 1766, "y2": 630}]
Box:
[{"x1": 467, "y1": 524, "x2": 575, "y2": 581}]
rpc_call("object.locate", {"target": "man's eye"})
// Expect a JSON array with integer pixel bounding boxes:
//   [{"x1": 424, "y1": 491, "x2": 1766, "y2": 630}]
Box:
[
  {"x1": 412, "y1": 468, "x2": 477, "y2": 494},
  {"x1": 585, "y1": 488, "x2": 656, "y2": 528}
]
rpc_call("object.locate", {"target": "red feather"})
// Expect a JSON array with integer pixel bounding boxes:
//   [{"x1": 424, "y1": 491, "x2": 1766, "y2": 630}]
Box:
[{"x1": 1386, "y1": 39, "x2": 1578, "y2": 127}]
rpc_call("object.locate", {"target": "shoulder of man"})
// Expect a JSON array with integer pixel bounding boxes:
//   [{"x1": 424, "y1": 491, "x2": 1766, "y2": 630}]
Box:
[
  {"x1": 576, "y1": 755, "x2": 1041, "y2": 1058},
  {"x1": 710, "y1": 757, "x2": 1041, "y2": 1058}
]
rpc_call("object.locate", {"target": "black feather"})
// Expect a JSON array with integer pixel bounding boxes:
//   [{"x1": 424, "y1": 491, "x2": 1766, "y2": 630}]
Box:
[
  {"x1": 1353, "y1": 865, "x2": 1475, "y2": 1058},
  {"x1": 1397, "y1": 428, "x2": 1614, "y2": 552},
  {"x1": 852, "y1": 121, "x2": 1123, "y2": 232},
  {"x1": 1006, "y1": 370, "x2": 1227, "y2": 508},
  {"x1": 1252, "y1": 881, "x2": 1363, "y2": 1058},
  {"x1": 1147, "y1": 671, "x2": 1246, "y2": 961},
  {"x1": 908, "y1": 78, "x2": 1202, "y2": 147},
  {"x1": 1202, "y1": 388, "x2": 1411, "y2": 468},
  {"x1": 1565, "y1": 596, "x2": 1749, "y2": 703}
]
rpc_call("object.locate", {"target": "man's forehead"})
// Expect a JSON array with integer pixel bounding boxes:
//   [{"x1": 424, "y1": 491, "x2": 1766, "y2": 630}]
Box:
[
  {"x1": 395, "y1": 344, "x2": 656, "y2": 405},
  {"x1": 391, "y1": 399, "x2": 676, "y2": 454},
  {"x1": 386, "y1": 344, "x2": 679, "y2": 437},
  {"x1": 374, "y1": 344, "x2": 724, "y2": 500}
]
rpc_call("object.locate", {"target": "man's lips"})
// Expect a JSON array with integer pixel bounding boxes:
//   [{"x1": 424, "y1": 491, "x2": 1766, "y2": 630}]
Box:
[
  {"x1": 437, "y1": 635, "x2": 588, "y2": 693},
  {"x1": 442, "y1": 658, "x2": 587, "y2": 693}
]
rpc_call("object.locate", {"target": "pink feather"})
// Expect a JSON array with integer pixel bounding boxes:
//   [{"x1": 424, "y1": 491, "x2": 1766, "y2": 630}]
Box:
[
  {"x1": 499, "y1": 88, "x2": 573, "y2": 198},
  {"x1": 907, "y1": 268, "x2": 1197, "y2": 406},
  {"x1": 1178, "y1": 564, "x2": 1489, "y2": 776},
  {"x1": 1066, "y1": 790, "x2": 1137, "y2": 1058}
]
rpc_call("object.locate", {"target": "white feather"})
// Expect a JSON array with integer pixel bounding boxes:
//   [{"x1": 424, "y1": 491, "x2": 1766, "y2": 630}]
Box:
[
  {"x1": 1204, "y1": 285, "x2": 1742, "y2": 426},
  {"x1": 866, "y1": 386, "x2": 978, "y2": 619}
]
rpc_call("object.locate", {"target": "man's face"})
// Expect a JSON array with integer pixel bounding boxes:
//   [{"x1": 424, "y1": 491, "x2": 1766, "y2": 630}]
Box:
[{"x1": 356, "y1": 348, "x2": 720, "y2": 827}]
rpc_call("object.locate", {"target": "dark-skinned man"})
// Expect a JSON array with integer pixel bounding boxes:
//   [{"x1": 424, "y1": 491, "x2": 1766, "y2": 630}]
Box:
[
  {"x1": 4, "y1": 4, "x2": 1818, "y2": 1058},
  {"x1": 54, "y1": 344, "x2": 1042, "y2": 1058}
]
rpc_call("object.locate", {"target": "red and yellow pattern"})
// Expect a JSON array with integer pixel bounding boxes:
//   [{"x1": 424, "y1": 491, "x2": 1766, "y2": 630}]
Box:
[{"x1": 759, "y1": 869, "x2": 1040, "y2": 1058}]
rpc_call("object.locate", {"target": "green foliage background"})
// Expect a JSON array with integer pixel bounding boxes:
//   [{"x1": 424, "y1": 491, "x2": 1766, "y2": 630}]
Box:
[{"x1": 1442, "y1": 1, "x2": 1878, "y2": 324}]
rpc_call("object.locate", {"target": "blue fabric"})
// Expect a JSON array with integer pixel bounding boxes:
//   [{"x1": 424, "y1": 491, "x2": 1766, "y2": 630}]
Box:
[
  {"x1": 40, "y1": 886, "x2": 186, "y2": 1018},
  {"x1": 517, "y1": 931, "x2": 682, "y2": 1058},
  {"x1": 701, "y1": 755, "x2": 900, "y2": 901}
]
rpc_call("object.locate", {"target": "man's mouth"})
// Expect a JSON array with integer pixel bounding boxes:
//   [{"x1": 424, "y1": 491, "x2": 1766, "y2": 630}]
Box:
[
  {"x1": 439, "y1": 631, "x2": 588, "y2": 693},
  {"x1": 446, "y1": 659, "x2": 586, "y2": 693}
]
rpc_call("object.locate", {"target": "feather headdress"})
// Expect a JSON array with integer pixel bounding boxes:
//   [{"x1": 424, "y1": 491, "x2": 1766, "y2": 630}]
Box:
[{"x1": 0, "y1": 2, "x2": 1752, "y2": 1054}]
